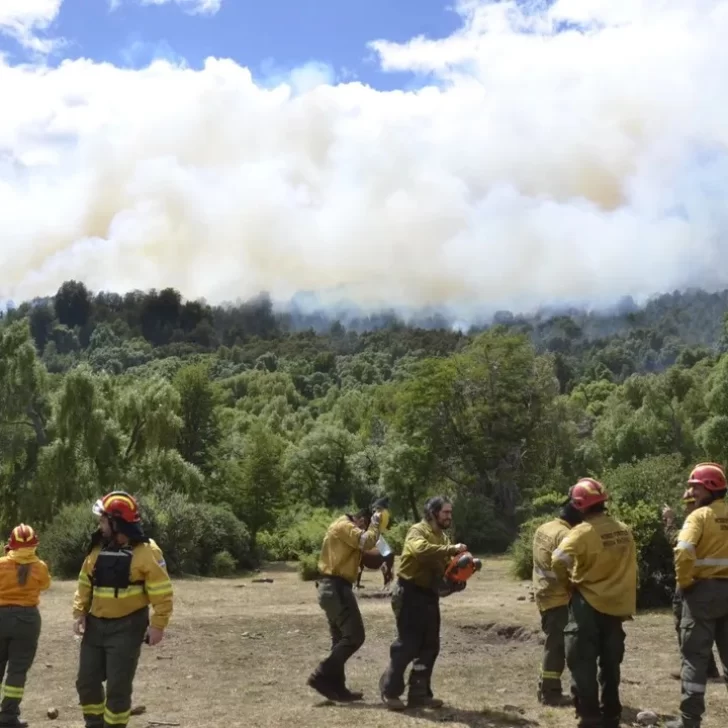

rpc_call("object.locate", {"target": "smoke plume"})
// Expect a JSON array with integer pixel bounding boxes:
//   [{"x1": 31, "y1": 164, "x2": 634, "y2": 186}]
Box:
[{"x1": 2, "y1": 0, "x2": 728, "y2": 319}]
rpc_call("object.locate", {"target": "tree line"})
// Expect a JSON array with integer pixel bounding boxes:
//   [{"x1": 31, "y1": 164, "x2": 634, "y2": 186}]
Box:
[{"x1": 4, "y1": 280, "x2": 728, "y2": 605}]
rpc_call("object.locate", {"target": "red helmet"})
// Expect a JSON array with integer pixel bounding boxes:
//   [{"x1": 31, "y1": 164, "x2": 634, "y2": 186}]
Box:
[
  {"x1": 444, "y1": 552, "x2": 482, "y2": 583},
  {"x1": 688, "y1": 463, "x2": 727, "y2": 492},
  {"x1": 568, "y1": 478, "x2": 608, "y2": 512},
  {"x1": 8, "y1": 524, "x2": 39, "y2": 551},
  {"x1": 92, "y1": 491, "x2": 141, "y2": 523}
]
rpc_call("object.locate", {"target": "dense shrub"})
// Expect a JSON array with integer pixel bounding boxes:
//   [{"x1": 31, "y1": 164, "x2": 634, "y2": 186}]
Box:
[
  {"x1": 210, "y1": 551, "x2": 236, "y2": 578},
  {"x1": 195, "y1": 504, "x2": 254, "y2": 574},
  {"x1": 39, "y1": 503, "x2": 97, "y2": 578},
  {"x1": 41, "y1": 490, "x2": 253, "y2": 578},
  {"x1": 257, "y1": 506, "x2": 337, "y2": 561},
  {"x1": 297, "y1": 553, "x2": 320, "y2": 581}
]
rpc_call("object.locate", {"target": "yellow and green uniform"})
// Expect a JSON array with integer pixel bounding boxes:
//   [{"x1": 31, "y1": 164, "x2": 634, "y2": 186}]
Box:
[
  {"x1": 665, "y1": 512, "x2": 719, "y2": 681},
  {"x1": 532, "y1": 518, "x2": 571, "y2": 701},
  {"x1": 318, "y1": 515, "x2": 380, "y2": 584},
  {"x1": 673, "y1": 500, "x2": 728, "y2": 727},
  {"x1": 395, "y1": 520, "x2": 454, "y2": 589},
  {"x1": 380, "y1": 520, "x2": 461, "y2": 705},
  {"x1": 0, "y1": 548, "x2": 51, "y2": 725},
  {"x1": 312, "y1": 514, "x2": 380, "y2": 695},
  {"x1": 552, "y1": 513, "x2": 637, "y2": 728},
  {"x1": 74, "y1": 538, "x2": 173, "y2": 728}
]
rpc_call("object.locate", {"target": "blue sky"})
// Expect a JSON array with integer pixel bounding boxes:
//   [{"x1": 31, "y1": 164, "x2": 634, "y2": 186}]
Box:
[{"x1": 0, "y1": 0, "x2": 464, "y2": 90}]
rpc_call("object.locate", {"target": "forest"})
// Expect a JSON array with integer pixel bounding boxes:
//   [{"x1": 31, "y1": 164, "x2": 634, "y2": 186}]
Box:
[{"x1": 4, "y1": 280, "x2": 728, "y2": 607}]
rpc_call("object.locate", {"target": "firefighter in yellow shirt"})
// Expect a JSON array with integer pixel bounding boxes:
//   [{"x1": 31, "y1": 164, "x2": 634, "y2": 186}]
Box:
[
  {"x1": 73, "y1": 491, "x2": 173, "y2": 728},
  {"x1": 307, "y1": 498, "x2": 386, "y2": 703},
  {"x1": 667, "y1": 463, "x2": 728, "y2": 728},
  {"x1": 379, "y1": 495, "x2": 467, "y2": 712},
  {"x1": 552, "y1": 479, "x2": 637, "y2": 728},
  {"x1": 0, "y1": 525, "x2": 51, "y2": 728},
  {"x1": 662, "y1": 490, "x2": 721, "y2": 683},
  {"x1": 532, "y1": 502, "x2": 582, "y2": 706}
]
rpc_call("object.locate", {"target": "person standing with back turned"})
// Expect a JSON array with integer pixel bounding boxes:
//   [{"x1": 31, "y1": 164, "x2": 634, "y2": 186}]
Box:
[
  {"x1": 73, "y1": 491, "x2": 173, "y2": 728},
  {"x1": 666, "y1": 463, "x2": 728, "y2": 728},
  {"x1": 532, "y1": 501, "x2": 582, "y2": 706},
  {"x1": 0, "y1": 525, "x2": 51, "y2": 728},
  {"x1": 551, "y1": 478, "x2": 637, "y2": 728}
]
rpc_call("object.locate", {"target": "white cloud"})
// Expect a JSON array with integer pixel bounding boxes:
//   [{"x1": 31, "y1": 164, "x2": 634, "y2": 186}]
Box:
[
  {"x1": 134, "y1": 0, "x2": 222, "y2": 15},
  {"x1": 0, "y1": 0, "x2": 63, "y2": 52},
  {"x1": 3, "y1": 0, "x2": 728, "y2": 318}
]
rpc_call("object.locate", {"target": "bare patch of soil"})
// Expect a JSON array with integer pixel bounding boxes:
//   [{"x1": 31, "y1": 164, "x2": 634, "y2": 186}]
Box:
[{"x1": 459, "y1": 621, "x2": 543, "y2": 645}]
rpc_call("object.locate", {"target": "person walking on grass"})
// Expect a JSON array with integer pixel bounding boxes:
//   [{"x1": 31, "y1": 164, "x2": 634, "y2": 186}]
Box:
[
  {"x1": 379, "y1": 495, "x2": 468, "y2": 712},
  {"x1": 307, "y1": 497, "x2": 388, "y2": 703},
  {"x1": 0, "y1": 525, "x2": 51, "y2": 728}
]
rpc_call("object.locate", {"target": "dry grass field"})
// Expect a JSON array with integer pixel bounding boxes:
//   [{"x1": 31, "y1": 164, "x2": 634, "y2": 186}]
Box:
[{"x1": 21, "y1": 557, "x2": 728, "y2": 728}]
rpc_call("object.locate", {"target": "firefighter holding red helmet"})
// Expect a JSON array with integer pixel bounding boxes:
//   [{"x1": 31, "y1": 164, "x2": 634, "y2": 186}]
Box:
[
  {"x1": 73, "y1": 492, "x2": 174, "y2": 728},
  {"x1": 379, "y1": 495, "x2": 468, "y2": 711},
  {"x1": 551, "y1": 478, "x2": 637, "y2": 728},
  {"x1": 666, "y1": 463, "x2": 728, "y2": 728}
]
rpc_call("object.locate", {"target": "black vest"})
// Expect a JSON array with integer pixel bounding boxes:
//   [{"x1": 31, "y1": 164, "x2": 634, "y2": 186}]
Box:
[{"x1": 91, "y1": 547, "x2": 144, "y2": 598}]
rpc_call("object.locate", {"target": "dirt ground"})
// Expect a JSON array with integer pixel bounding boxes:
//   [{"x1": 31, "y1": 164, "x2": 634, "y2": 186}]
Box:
[{"x1": 24, "y1": 557, "x2": 728, "y2": 728}]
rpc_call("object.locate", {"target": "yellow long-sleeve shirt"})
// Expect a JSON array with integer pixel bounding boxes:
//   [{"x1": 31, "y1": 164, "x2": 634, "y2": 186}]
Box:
[
  {"x1": 552, "y1": 513, "x2": 637, "y2": 618},
  {"x1": 675, "y1": 499, "x2": 728, "y2": 590},
  {"x1": 318, "y1": 515, "x2": 381, "y2": 584},
  {"x1": 0, "y1": 549, "x2": 51, "y2": 607},
  {"x1": 396, "y1": 520, "x2": 459, "y2": 590},
  {"x1": 73, "y1": 539, "x2": 174, "y2": 630},
  {"x1": 532, "y1": 518, "x2": 572, "y2": 611}
]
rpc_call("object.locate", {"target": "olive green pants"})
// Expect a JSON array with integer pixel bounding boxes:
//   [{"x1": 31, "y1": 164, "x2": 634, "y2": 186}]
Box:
[
  {"x1": 678, "y1": 579, "x2": 728, "y2": 728},
  {"x1": 673, "y1": 587, "x2": 719, "y2": 678},
  {"x1": 565, "y1": 592, "x2": 626, "y2": 728},
  {"x1": 314, "y1": 577, "x2": 365, "y2": 690},
  {"x1": 538, "y1": 605, "x2": 569, "y2": 700},
  {"x1": 76, "y1": 608, "x2": 149, "y2": 728},
  {"x1": 0, "y1": 606, "x2": 41, "y2": 726},
  {"x1": 380, "y1": 579, "x2": 440, "y2": 703}
]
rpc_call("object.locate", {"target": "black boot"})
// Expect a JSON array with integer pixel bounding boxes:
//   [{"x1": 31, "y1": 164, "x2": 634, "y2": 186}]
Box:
[{"x1": 306, "y1": 670, "x2": 341, "y2": 702}]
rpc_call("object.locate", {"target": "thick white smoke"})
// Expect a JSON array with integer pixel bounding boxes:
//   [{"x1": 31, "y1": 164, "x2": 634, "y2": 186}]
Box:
[{"x1": 2, "y1": 0, "x2": 728, "y2": 318}]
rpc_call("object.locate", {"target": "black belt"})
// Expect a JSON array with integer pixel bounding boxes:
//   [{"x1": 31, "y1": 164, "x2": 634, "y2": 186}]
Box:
[
  {"x1": 398, "y1": 577, "x2": 437, "y2": 597},
  {"x1": 316, "y1": 575, "x2": 353, "y2": 590}
]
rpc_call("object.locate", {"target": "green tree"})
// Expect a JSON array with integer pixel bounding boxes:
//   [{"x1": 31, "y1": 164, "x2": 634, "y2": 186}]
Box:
[
  {"x1": 213, "y1": 424, "x2": 286, "y2": 551},
  {"x1": 174, "y1": 363, "x2": 220, "y2": 473}
]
